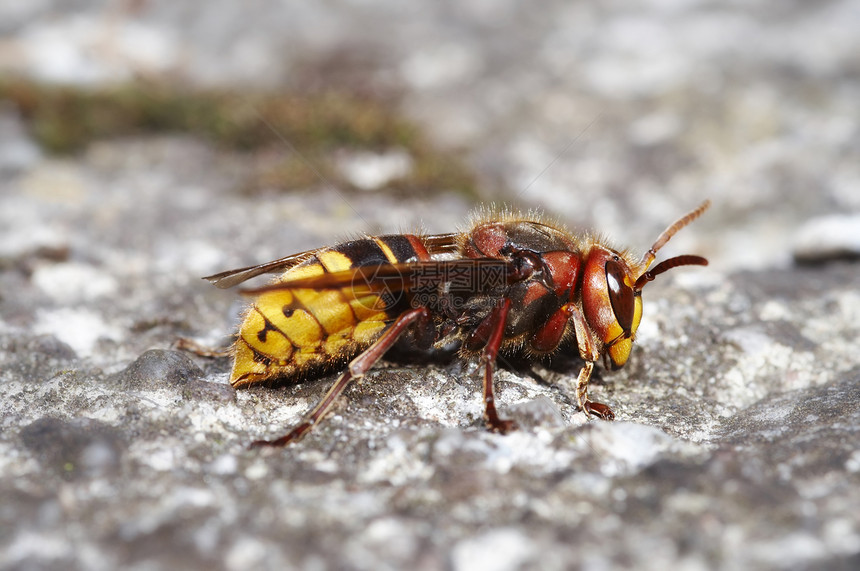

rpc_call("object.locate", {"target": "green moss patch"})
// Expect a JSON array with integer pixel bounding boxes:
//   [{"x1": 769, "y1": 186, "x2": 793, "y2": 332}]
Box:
[{"x1": 0, "y1": 80, "x2": 478, "y2": 197}]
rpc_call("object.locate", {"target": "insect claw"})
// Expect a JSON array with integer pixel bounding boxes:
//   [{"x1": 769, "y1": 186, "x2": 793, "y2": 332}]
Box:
[
  {"x1": 174, "y1": 337, "x2": 231, "y2": 358},
  {"x1": 485, "y1": 416, "x2": 519, "y2": 434},
  {"x1": 583, "y1": 401, "x2": 615, "y2": 421},
  {"x1": 249, "y1": 422, "x2": 313, "y2": 447},
  {"x1": 249, "y1": 437, "x2": 289, "y2": 448}
]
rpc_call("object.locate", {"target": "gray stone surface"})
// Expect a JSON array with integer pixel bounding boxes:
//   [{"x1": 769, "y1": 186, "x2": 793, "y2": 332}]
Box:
[{"x1": 1, "y1": 1, "x2": 859, "y2": 570}]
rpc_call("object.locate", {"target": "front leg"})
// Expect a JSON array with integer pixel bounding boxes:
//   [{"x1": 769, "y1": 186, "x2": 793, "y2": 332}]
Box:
[
  {"x1": 573, "y1": 361, "x2": 614, "y2": 420},
  {"x1": 568, "y1": 304, "x2": 615, "y2": 420}
]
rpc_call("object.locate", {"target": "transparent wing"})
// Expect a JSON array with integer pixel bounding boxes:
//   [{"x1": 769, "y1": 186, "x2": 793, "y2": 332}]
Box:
[{"x1": 203, "y1": 251, "x2": 314, "y2": 289}]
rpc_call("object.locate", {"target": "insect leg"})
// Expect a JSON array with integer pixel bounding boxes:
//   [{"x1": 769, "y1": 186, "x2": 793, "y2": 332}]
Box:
[
  {"x1": 568, "y1": 305, "x2": 615, "y2": 420},
  {"x1": 250, "y1": 307, "x2": 431, "y2": 447},
  {"x1": 528, "y1": 304, "x2": 575, "y2": 352},
  {"x1": 479, "y1": 298, "x2": 518, "y2": 434},
  {"x1": 174, "y1": 337, "x2": 232, "y2": 358}
]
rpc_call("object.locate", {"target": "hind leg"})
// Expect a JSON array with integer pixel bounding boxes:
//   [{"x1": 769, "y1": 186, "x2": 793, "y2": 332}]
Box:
[{"x1": 251, "y1": 307, "x2": 431, "y2": 447}]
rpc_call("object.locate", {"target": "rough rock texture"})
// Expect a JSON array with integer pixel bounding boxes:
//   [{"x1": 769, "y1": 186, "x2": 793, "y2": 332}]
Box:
[{"x1": 1, "y1": 1, "x2": 859, "y2": 570}]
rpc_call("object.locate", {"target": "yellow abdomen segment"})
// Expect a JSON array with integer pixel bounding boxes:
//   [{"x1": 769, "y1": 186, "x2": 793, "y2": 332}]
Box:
[
  {"x1": 230, "y1": 263, "x2": 390, "y2": 388},
  {"x1": 229, "y1": 234, "x2": 432, "y2": 387}
]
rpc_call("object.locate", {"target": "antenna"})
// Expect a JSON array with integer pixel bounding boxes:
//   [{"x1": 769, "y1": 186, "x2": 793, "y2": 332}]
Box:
[{"x1": 638, "y1": 200, "x2": 710, "y2": 273}]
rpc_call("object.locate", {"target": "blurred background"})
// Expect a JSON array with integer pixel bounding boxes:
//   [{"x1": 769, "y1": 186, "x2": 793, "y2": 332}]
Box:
[
  {"x1": 1, "y1": 2, "x2": 859, "y2": 569},
  {"x1": 2, "y1": 0, "x2": 857, "y2": 282}
]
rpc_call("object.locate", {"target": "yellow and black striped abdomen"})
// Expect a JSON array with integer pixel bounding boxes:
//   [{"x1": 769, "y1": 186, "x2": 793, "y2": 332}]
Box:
[{"x1": 230, "y1": 235, "x2": 430, "y2": 388}]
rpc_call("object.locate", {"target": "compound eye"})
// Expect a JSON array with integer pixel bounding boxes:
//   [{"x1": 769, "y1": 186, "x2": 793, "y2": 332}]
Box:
[{"x1": 605, "y1": 259, "x2": 634, "y2": 335}]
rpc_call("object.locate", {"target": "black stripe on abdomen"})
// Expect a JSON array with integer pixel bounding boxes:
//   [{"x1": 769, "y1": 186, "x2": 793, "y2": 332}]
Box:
[
  {"x1": 376, "y1": 234, "x2": 422, "y2": 263},
  {"x1": 329, "y1": 239, "x2": 390, "y2": 267}
]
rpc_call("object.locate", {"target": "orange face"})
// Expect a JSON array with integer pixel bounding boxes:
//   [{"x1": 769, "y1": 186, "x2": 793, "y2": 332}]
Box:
[{"x1": 580, "y1": 247, "x2": 643, "y2": 369}]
